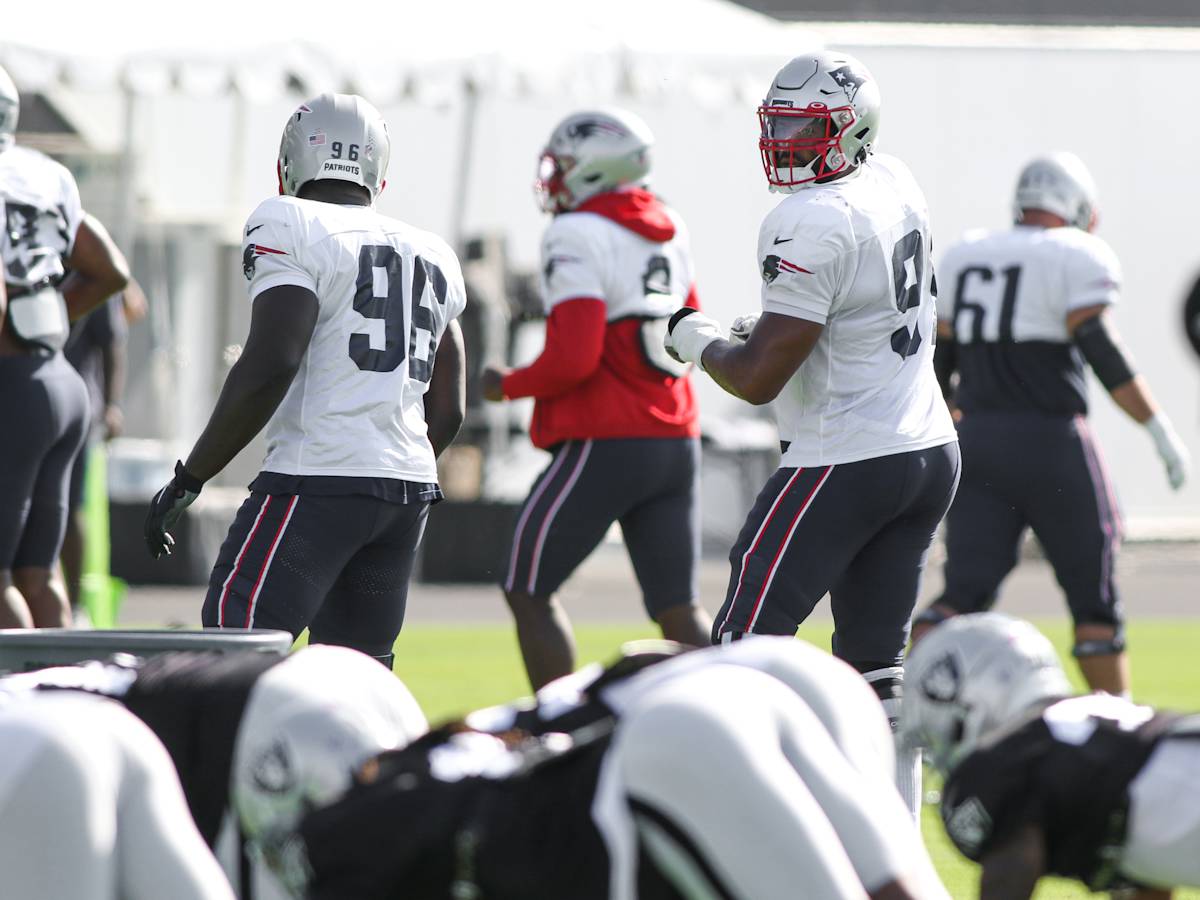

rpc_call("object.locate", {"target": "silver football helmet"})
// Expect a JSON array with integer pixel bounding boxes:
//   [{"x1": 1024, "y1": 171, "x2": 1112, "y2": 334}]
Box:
[
  {"x1": 758, "y1": 50, "x2": 881, "y2": 192},
  {"x1": 1012, "y1": 152, "x2": 1098, "y2": 231},
  {"x1": 277, "y1": 93, "x2": 390, "y2": 200},
  {"x1": 0, "y1": 64, "x2": 19, "y2": 153},
  {"x1": 900, "y1": 612, "x2": 1072, "y2": 775},
  {"x1": 232, "y1": 647, "x2": 427, "y2": 846},
  {"x1": 535, "y1": 108, "x2": 654, "y2": 213}
]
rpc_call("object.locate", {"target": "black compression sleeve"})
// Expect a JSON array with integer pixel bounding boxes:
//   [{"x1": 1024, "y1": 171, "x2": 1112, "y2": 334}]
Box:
[
  {"x1": 1073, "y1": 315, "x2": 1136, "y2": 390},
  {"x1": 932, "y1": 333, "x2": 957, "y2": 400}
]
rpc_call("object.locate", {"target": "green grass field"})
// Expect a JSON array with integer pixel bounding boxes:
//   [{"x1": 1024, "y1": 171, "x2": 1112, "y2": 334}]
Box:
[{"x1": 384, "y1": 618, "x2": 1200, "y2": 900}]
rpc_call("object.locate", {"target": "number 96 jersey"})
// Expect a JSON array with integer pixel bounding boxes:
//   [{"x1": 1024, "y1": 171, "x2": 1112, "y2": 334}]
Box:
[
  {"x1": 241, "y1": 196, "x2": 466, "y2": 483},
  {"x1": 758, "y1": 154, "x2": 955, "y2": 467}
]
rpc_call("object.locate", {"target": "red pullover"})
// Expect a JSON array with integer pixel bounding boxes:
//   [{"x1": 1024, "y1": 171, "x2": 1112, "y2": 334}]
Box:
[{"x1": 502, "y1": 189, "x2": 700, "y2": 449}]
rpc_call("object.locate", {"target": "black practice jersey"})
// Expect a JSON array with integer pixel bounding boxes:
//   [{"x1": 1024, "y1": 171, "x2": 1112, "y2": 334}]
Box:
[
  {"x1": 941, "y1": 694, "x2": 1177, "y2": 890},
  {"x1": 8, "y1": 651, "x2": 283, "y2": 846},
  {"x1": 299, "y1": 722, "x2": 617, "y2": 900},
  {"x1": 939, "y1": 225, "x2": 1121, "y2": 417}
]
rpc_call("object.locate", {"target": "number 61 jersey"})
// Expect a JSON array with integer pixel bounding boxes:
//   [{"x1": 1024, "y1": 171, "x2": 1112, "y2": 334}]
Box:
[
  {"x1": 241, "y1": 195, "x2": 466, "y2": 483},
  {"x1": 758, "y1": 153, "x2": 956, "y2": 467}
]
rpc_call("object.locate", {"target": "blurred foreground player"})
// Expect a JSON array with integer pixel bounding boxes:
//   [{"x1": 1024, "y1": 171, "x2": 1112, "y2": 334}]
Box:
[
  {"x1": 268, "y1": 639, "x2": 948, "y2": 900},
  {"x1": 914, "y1": 153, "x2": 1191, "y2": 697},
  {"x1": 0, "y1": 689, "x2": 233, "y2": 900},
  {"x1": 0, "y1": 63, "x2": 130, "y2": 629},
  {"x1": 902, "y1": 613, "x2": 1200, "y2": 899},
  {"x1": 0, "y1": 644, "x2": 428, "y2": 900},
  {"x1": 481, "y1": 108, "x2": 710, "y2": 689},
  {"x1": 145, "y1": 94, "x2": 467, "y2": 666},
  {"x1": 664, "y1": 50, "x2": 958, "y2": 818}
]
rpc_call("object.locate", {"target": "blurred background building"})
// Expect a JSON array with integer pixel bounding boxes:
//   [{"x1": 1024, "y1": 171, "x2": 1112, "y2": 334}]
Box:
[{"x1": 734, "y1": 0, "x2": 1200, "y2": 25}]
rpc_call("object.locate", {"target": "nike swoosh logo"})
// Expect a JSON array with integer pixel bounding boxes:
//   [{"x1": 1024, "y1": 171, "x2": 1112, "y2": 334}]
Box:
[
  {"x1": 773, "y1": 236, "x2": 792, "y2": 245},
  {"x1": 246, "y1": 223, "x2": 265, "y2": 235}
]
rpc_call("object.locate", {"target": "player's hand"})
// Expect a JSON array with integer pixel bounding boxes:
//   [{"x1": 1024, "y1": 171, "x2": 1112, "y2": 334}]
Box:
[
  {"x1": 730, "y1": 314, "x2": 759, "y2": 343},
  {"x1": 103, "y1": 404, "x2": 124, "y2": 440},
  {"x1": 665, "y1": 308, "x2": 724, "y2": 367},
  {"x1": 1145, "y1": 413, "x2": 1190, "y2": 490},
  {"x1": 480, "y1": 366, "x2": 507, "y2": 402},
  {"x1": 144, "y1": 461, "x2": 204, "y2": 558}
]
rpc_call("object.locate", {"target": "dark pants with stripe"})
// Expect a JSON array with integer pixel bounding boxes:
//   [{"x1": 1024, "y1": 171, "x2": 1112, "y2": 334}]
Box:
[
  {"x1": 714, "y1": 442, "x2": 960, "y2": 666},
  {"x1": 938, "y1": 412, "x2": 1124, "y2": 629},
  {"x1": 0, "y1": 354, "x2": 88, "y2": 569},
  {"x1": 200, "y1": 490, "x2": 428, "y2": 659},
  {"x1": 503, "y1": 437, "x2": 699, "y2": 617}
]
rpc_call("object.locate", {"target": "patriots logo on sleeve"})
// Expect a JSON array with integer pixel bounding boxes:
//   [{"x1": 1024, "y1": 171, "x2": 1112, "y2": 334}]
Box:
[
  {"x1": 761, "y1": 254, "x2": 814, "y2": 284},
  {"x1": 242, "y1": 243, "x2": 288, "y2": 280},
  {"x1": 543, "y1": 253, "x2": 582, "y2": 283}
]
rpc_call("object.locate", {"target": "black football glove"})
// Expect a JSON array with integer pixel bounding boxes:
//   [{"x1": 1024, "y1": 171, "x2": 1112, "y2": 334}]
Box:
[{"x1": 145, "y1": 461, "x2": 204, "y2": 559}]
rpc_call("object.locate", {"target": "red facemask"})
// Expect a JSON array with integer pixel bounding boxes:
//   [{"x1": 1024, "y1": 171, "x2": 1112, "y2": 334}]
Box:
[{"x1": 758, "y1": 104, "x2": 855, "y2": 188}]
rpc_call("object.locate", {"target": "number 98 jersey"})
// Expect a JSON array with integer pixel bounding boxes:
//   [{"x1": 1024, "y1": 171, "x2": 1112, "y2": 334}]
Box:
[
  {"x1": 241, "y1": 196, "x2": 466, "y2": 483},
  {"x1": 758, "y1": 154, "x2": 956, "y2": 466}
]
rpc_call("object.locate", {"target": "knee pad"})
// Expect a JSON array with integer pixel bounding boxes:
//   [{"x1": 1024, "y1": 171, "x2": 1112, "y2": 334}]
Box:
[{"x1": 1072, "y1": 631, "x2": 1126, "y2": 659}]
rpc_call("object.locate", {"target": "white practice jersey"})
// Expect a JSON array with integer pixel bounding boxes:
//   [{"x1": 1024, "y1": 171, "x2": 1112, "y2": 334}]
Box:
[
  {"x1": 0, "y1": 145, "x2": 83, "y2": 289},
  {"x1": 0, "y1": 145, "x2": 84, "y2": 349},
  {"x1": 242, "y1": 196, "x2": 466, "y2": 482},
  {"x1": 540, "y1": 209, "x2": 693, "y2": 318},
  {"x1": 757, "y1": 154, "x2": 955, "y2": 467},
  {"x1": 937, "y1": 225, "x2": 1121, "y2": 415}
]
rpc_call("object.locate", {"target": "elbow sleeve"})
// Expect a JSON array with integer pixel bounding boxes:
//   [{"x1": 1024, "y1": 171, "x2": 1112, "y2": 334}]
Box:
[{"x1": 1073, "y1": 316, "x2": 1136, "y2": 391}]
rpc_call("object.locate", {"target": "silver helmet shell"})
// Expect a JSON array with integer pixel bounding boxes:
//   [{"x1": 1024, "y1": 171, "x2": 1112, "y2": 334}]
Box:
[
  {"x1": 900, "y1": 612, "x2": 1072, "y2": 775},
  {"x1": 535, "y1": 108, "x2": 654, "y2": 213},
  {"x1": 0, "y1": 64, "x2": 19, "y2": 153},
  {"x1": 1012, "y1": 152, "x2": 1098, "y2": 230},
  {"x1": 232, "y1": 646, "x2": 427, "y2": 846},
  {"x1": 758, "y1": 50, "x2": 881, "y2": 193},
  {"x1": 277, "y1": 94, "x2": 390, "y2": 200}
]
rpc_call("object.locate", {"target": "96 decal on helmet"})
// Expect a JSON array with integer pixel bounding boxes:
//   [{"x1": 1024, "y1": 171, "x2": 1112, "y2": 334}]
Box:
[
  {"x1": 277, "y1": 94, "x2": 391, "y2": 200},
  {"x1": 534, "y1": 109, "x2": 655, "y2": 213},
  {"x1": 758, "y1": 50, "x2": 881, "y2": 192}
]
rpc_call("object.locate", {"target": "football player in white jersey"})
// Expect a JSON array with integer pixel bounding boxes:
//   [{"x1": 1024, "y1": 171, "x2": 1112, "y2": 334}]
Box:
[
  {"x1": 480, "y1": 109, "x2": 710, "y2": 690},
  {"x1": 903, "y1": 613, "x2": 1200, "y2": 899},
  {"x1": 144, "y1": 94, "x2": 467, "y2": 669},
  {"x1": 0, "y1": 63, "x2": 130, "y2": 630},
  {"x1": 912, "y1": 153, "x2": 1191, "y2": 698},
  {"x1": 664, "y1": 51, "x2": 958, "y2": 818}
]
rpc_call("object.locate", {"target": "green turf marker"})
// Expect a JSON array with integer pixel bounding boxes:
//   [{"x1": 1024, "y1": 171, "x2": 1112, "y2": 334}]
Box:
[{"x1": 80, "y1": 443, "x2": 125, "y2": 629}]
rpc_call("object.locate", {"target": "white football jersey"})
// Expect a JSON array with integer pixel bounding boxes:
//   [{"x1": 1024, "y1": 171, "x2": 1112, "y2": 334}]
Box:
[
  {"x1": 242, "y1": 196, "x2": 466, "y2": 483},
  {"x1": 540, "y1": 209, "x2": 694, "y2": 318},
  {"x1": 938, "y1": 225, "x2": 1120, "y2": 342},
  {"x1": 0, "y1": 145, "x2": 84, "y2": 348},
  {"x1": 757, "y1": 154, "x2": 956, "y2": 467},
  {"x1": 0, "y1": 145, "x2": 83, "y2": 288}
]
